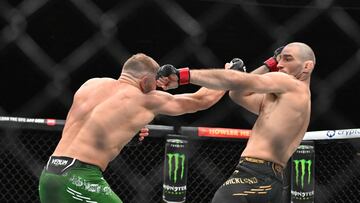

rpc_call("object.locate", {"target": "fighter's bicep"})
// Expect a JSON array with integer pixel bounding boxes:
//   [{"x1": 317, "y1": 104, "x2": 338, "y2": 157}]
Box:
[
  {"x1": 149, "y1": 92, "x2": 199, "y2": 116},
  {"x1": 249, "y1": 73, "x2": 294, "y2": 94}
]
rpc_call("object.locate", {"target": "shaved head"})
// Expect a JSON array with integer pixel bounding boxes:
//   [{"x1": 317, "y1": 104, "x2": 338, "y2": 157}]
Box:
[
  {"x1": 122, "y1": 53, "x2": 159, "y2": 78},
  {"x1": 286, "y1": 42, "x2": 316, "y2": 65}
]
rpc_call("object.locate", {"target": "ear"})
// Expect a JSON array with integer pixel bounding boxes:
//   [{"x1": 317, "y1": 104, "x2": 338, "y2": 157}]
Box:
[
  {"x1": 140, "y1": 76, "x2": 155, "y2": 93},
  {"x1": 303, "y1": 61, "x2": 314, "y2": 73},
  {"x1": 139, "y1": 78, "x2": 146, "y2": 93}
]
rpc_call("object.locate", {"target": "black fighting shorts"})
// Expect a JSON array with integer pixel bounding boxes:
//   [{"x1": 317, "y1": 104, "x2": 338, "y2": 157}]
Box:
[{"x1": 211, "y1": 157, "x2": 284, "y2": 203}]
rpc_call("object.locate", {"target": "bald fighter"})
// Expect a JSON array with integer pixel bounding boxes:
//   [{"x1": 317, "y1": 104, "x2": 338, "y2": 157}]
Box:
[
  {"x1": 38, "y1": 53, "x2": 227, "y2": 203},
  {"x1": 157, "y1": 42, "x2": 315, "y2": 203}
]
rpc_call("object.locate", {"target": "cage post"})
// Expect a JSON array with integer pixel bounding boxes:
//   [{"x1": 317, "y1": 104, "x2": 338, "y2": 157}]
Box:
[
  {"x1": 162, "y1": 136, "x2": 189, "y2": 203},
  {"x1": 291, "y1": 141, "x2": 315, "y2": 203}
]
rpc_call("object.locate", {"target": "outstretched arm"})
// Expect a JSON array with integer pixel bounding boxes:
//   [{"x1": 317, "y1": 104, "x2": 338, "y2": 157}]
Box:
[
  {"x1": 156, "y1": 62, "x2": 291, "y2": 93},
  {"x1": 152, "y1": 60, "x2": 243, "y2": 116},
  {"x1": 190, "y1": 69, "x2": 294, "y2": 94},
  {"x1": 189, "y1": 69, "x2": 243, "y2": 90},
  {"x1": 148, "y1": 88, "x2": 225, "y2": 116},
  {"x1": 157, "y1": 65, "x2": 278, "y2": 93},
  {"x1": 190, "y1": 46, "x2": 285, "y2": 90},
  {"x1": 157, "y1": 59, "x2": 246, "y2": 90}
]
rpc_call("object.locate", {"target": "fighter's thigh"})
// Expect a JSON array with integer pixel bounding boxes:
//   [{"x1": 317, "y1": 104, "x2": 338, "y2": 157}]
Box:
[
  {"x1": 39, "y1": 171, "x2": 67, "y2": 203},
  {"x1": 211, "y1": 170, "x2": 271, "y2": 203},
  {"x1": 64, "y1": 177, "x2": 123, "y2": 203},
  {"x1": 39, "y1": 171, "x2": 122, "y2": 203},
  {"x1": 212, "y1": 182, "x2": 250, "y2": 203}
]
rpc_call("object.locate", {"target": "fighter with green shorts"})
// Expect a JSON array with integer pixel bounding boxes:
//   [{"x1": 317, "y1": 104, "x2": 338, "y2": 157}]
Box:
[
  {"x1": 39, "y1": 156, "x2": 122, "y2": 203},
  {"x1": 38, "y1": 54, "x2": 225, "y2": 203}
]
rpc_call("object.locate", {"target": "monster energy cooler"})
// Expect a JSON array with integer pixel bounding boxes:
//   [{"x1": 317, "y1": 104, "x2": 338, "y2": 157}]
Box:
[
  {"x1": 163, "y1": 138, "x2": 188, "y2": 203},
  {"x1": 291, "y1": 141, "x2": 315, "y2": 203}
]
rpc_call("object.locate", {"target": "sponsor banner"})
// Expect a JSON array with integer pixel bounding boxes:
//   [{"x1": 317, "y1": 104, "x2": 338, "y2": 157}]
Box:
[
  {"x1": 303, "y1": 129, "x2": 360, "y2": 140},
  {"x1": 0, "y1": 116, "x2": 58, "y2": 126},
  {"x1": 198, "y1": 127, "x2": 251, "y2": 139},
  {"x1": 2, "y1": 116, "x2": 360, "y2": 140},
  {"x1": 291, "y1": 142, "x2": 315, "y2": 203},
  {"x1": 163, "y1": 139, "x2": 188, "y2": 203}
]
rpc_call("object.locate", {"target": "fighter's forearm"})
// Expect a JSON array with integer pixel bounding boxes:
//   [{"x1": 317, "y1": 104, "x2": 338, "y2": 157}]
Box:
[
  {"x1": 195, "y1": 87, "x2": 226, "y2": 101},
  {"x1": 190, "y1": 69, "x2": 245, "y2": 90},
  {"x1": 193, "y1": 87, "x2": 226, "y2": 109},
  {"x1": 169, "y1": 87, "x2": 225, "y2": 115},
  {"x1": 250, "y1": 65, "x2": 270, "y2": 75}
]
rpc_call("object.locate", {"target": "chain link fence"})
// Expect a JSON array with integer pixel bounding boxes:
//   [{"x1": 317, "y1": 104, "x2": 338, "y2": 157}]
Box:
[
  {"x1": 1, "y1": 0, "x2": 360, "y2": 203},
  {"x1": 1, "y1": 122, "x2": 360, "y2": 203},
  {"x1": 1, "y1": 0, "x2": 360, "y2": 130}
]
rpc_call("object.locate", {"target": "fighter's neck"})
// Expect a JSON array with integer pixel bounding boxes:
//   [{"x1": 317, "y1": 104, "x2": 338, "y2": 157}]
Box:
[
  {"x1": 118, "y1": 73, "x2": 140, "y2": 88},
  {"x1": 295, "y1": 72, "x2": 311, "y2": 86}
]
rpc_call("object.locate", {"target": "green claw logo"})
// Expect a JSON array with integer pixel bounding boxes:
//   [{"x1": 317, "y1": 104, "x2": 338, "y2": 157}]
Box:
[
  {"x1": 293, "y1": 159, "x2": 312, "y2": 189},
  {"x1": 167, "y1": 153, "x2": 186, "y2": 183}
]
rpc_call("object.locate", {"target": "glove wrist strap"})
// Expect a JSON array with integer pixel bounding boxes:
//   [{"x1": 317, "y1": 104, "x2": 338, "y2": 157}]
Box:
[
  {"x1": 264, "y1": 57, "x2": 279, "y2": 72},
  {"x1": 178, "y1": 67, "x2": 190, "y2": 85}
]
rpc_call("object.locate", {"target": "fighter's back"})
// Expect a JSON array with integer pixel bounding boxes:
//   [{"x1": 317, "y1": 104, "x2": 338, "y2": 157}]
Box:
[{"x1": 53, "y1": 78, "x2": 155, "y2": 171}]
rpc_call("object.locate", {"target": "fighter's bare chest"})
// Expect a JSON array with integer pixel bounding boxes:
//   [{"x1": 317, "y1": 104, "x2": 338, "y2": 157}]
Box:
[{"x1": 260, "y1": 94, "x2": 278, "y2": 113}]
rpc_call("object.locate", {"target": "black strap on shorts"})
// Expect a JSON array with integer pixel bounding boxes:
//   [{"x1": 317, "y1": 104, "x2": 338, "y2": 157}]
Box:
[{"x1": 44, "y1": 156, "x2": 100, "y2": 175}]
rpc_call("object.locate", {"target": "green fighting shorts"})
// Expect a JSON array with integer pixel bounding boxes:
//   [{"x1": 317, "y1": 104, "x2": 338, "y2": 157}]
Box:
[{"x1": 39, "y1": 156, "x2": 123, "y2": 203}]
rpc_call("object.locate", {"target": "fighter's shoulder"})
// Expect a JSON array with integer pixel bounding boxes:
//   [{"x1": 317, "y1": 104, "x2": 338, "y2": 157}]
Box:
[
  {"x1": 265, "y1": 72, "x2": 307, "y2": 94},
  {"x1": 264, "y1": 71, "x2": 292, "y2": 78},
  {"x1": 78, "y1": 77, "x2": 113, "y2": 89},
  {"x1": 146, "y1": 89, "x2": 173, "y2": 100},
  {"x1": 139, "y1": 90, "x2": 173, "y2": 110},
  {"x1": 84, "y1": 77, "x2": 114, "y2": 85},
  {"x1": 74, "y1": 78, "x2": 113, "y2": 95},
  {"x1": 265, "y1": 72, "x2": 299, "y2": 84}
]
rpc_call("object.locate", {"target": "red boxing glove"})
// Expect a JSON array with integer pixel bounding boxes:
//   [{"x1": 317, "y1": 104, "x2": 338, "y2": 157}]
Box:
[
  {"x1": 178, "y1": 67, "x2": 190, "y2": 85},
  {"x1": 264, "y1": 57, "x2": 279, "y2": 72},
  {"x1": 263, "y1": 46, "x2": 284, "y2": 72}
]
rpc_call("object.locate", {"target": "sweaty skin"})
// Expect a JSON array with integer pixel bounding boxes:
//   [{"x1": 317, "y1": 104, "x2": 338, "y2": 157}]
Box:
[
  {"x1": 232, "y1": 43, "x2": 313, "y2": 167},
  {"x1": 52, "y1": 54, "x2": 225, "y2": 171},
  {"x1": 237, "y1": 76, "x2": 311, "y2": 167},
  {"x1": 159, "y1": 42, "x2": 314, "y2": 167}
]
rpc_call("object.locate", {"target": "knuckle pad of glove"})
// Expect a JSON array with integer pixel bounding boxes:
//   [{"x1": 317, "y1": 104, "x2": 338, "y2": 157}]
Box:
[
  {"x1": 274, "y1": 46, "x2": 284, "y2": 57},
  {"x1": 231, "y1": 58, "x2": 242, "y2": 64},
  {"x1": 230, "y1": 58, "x2": 246, "y2": 72},
  {"x1": 157, "y1": 64, "x2": 177, "y2": 78}
]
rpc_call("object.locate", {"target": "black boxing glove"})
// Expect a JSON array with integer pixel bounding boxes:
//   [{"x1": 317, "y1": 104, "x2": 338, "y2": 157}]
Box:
[
  {"x1": 229, "y1": 58, "x2": 246, "y2": 72},
  {"x1": 263, "y1": 46, "x2": 284, "y2": 72},
  {"x1": 156, "y1": 64, "x2": 190, "y2": 85}
]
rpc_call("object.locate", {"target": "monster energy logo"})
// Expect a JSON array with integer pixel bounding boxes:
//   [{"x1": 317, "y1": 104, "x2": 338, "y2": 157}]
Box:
[
  {"x1": 293, "y1": 159, "x2": 312, "y2": 189},
  {"x1": 167, "y1": 153, "x2": 186, "y2": 183}
]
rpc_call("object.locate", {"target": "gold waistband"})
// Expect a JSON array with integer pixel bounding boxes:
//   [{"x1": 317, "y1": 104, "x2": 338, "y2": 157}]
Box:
[
  {"x1": 240, "y1": 157, "x2": 284, "y2": 170},
  {"x1": 242, "y1": 157, "x2": 266, "y2": 164},
  {"x1": 239, "y1": 157, "x2": 284, "y2": 179}
]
